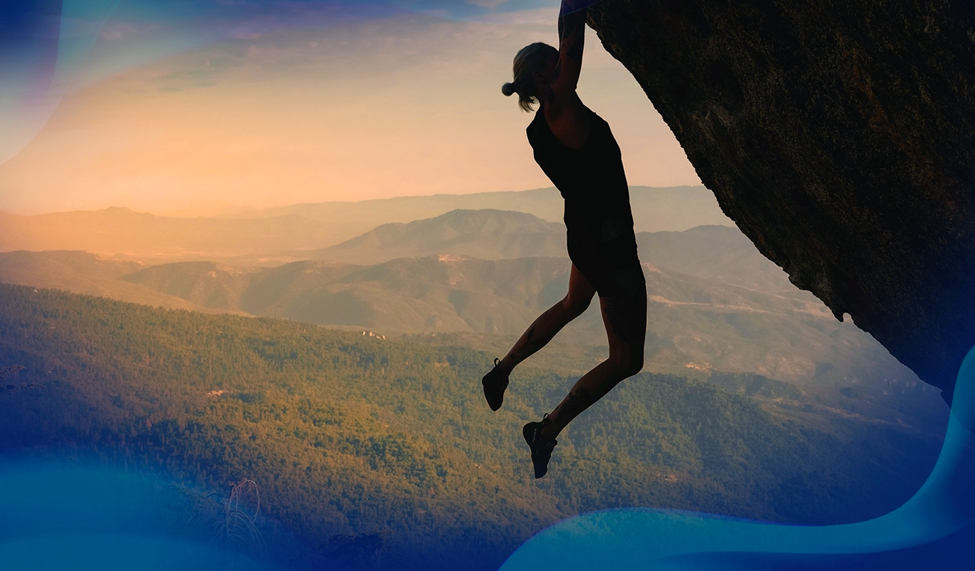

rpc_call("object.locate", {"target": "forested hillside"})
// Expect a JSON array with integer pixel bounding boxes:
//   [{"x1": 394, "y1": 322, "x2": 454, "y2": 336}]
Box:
[
  {"x1": 0, "y1": 245, "x2": 932, "y2": 392},
  {"x1": 0, "y1": 284, "x2": 946, "y2": 570}
]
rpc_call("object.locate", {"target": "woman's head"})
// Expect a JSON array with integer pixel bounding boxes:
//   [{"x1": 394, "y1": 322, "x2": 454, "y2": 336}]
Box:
[{"x1": 502, "y1": 42, "x2": 558, "y2": 112}]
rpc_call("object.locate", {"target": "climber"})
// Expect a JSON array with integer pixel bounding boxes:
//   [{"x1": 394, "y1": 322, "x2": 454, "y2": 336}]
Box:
[{"x1": 483, "y1": 0, "x2": 647, "y2": 479}]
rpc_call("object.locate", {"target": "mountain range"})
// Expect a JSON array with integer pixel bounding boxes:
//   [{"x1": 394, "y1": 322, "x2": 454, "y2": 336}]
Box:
[
  {"x1": 0, "y1": 186, "x2": 730, "y2": 263},
  {"x1": 311, "y1": 209, "x2": 567, "y2": 264},
  {"x1": 307, "y1": 210, "x2": 798, "y2": 295},
  {"x1": 0, "y1": 188, "x2": 954, "y2": 570},
  {"x1": 0, "y1": 208, "x2": 932, "y2": 402}
]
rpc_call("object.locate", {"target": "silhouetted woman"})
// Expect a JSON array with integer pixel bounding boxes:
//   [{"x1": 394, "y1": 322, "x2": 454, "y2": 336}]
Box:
[{"x1": 483, "y1": 4, "x2": 647, "y2": 478}]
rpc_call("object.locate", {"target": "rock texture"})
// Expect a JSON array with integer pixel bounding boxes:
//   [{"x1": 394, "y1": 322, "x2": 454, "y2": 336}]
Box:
[{"x1": 588, "y1": 1, "x2": 975, "y2": 401}]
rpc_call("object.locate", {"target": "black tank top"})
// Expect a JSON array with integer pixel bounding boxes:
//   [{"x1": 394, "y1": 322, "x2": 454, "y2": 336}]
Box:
[{"x1": 526, "y1": 105, "x2": 634, "y2": 245}]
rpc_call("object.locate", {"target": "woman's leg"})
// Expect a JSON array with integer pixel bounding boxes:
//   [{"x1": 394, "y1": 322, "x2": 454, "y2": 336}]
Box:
[
  {"x1": 538, "y1": 291, "x2": 647, "y2": 442},
  {"x1": 497, "y1": 263, "x2": 596, "y2": 372}
]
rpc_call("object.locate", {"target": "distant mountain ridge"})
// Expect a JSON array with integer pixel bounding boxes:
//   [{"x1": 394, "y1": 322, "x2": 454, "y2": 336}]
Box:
[
  {"x1": 313, "y1": 209, "x2": 567, "y2": 264},
  {"x1": 238, "y1": 186, "x2": 731, "y2": 230},
  {"x1": 0, "y1": 250, "x2": 198, "y2": 310},
  {"x1": 0, "y1": 186, "x2": 730, "y2": 262},
  {"x1": 0, "y1": 207, "x2": 333, "y2": 262},
  {"x1": 312, "y1": 209, "x2": 795, "y2": 292},
  {"x1": 636, "y1": 225, "x2": 796, "y2": 292},
  {"x1": 0, "y1": 207, "x2": 924, "y2": 391}
]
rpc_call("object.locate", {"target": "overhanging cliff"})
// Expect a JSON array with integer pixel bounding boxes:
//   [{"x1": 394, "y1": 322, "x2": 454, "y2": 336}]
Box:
[{"x1": 588, "y1": 1, "x2": 975, "y2": 401}]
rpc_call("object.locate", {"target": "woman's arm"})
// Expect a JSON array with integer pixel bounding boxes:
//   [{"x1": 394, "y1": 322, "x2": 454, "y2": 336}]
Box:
[
  {"x1": 550, "y1": 5, "x2": 587, "y2": 101},
  {"x1": 544, "y1": 1, "x2": 590, "y2": 147}
]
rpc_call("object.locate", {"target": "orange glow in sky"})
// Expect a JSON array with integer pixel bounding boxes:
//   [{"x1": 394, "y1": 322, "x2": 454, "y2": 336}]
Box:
[{"x1": 0, "y1": 13, "x2": 700, "y2": 215}]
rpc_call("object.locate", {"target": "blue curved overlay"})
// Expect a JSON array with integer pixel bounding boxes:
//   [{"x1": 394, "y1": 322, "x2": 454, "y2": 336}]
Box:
[
  {"x1": 0, "y1": 460, "x2": 283, "y2": 571},
  {"x1": 0, "y1": 0, "x2": 149, "y2": 165},
  {"x1": 501, "y1": 347, "x2": 975, "y2": 570}
]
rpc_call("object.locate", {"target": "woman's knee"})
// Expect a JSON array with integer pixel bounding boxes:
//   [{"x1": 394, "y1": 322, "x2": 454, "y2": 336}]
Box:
[
  {"x1": 611, "y1": 350, "x2": 644, "y2": 378},
  {"x1": 562, "y1": 293, "x2": 592, "y2": 318}
]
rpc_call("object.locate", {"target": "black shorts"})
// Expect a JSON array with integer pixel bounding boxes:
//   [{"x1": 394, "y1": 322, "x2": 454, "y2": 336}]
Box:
[{"x1": 567, "y1": 231, "x2": 646, "y2": 298}]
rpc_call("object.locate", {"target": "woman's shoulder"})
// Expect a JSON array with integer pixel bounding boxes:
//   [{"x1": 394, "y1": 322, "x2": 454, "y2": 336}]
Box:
[{"x1": 526, "y1": 107, "x2": 549, "y2": 139}]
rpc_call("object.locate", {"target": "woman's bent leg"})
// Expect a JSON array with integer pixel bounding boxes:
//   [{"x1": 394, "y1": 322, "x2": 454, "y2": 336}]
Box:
[
  {"x1": 538, "y1": 291, "x2": 647, "y2": 442},
  {"x1": 498, "y1": 264, "x2": 596, "y2": 372}
]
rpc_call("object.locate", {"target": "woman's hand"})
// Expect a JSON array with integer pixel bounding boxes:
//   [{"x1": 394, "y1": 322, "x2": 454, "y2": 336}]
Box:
[
  {"x1": 551, "y1": 3, "x2": 587, "y2": 103},
  {"x1": 559, "y1": 0, "x2": 600, "y2": 16}
]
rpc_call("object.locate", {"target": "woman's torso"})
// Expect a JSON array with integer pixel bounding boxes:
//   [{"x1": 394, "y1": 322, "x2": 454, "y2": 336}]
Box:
[{"x1": 526, "y1": 104, "x2": 634, "y2": 245}]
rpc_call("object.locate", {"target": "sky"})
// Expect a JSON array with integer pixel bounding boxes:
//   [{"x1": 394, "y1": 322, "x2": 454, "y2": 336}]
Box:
[{"x1": 0, "y1": 0, "x2": 701, "y2": 215}]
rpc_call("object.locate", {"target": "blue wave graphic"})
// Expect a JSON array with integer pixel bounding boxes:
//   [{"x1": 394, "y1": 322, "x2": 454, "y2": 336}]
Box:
[
  {"x1": 1, "y1": 1, "x2": 113, "y2": 164},
  {"x1": 0, "y1": 460, "x2": 287, "y2": 570},
  {"x1": 501, "y1": 347, "x2": 975, "y2": 570}
]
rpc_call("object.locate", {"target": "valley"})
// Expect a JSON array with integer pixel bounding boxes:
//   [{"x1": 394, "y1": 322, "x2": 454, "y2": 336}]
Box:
[{"x1": 0, "y1": 189, "x2": 951, "y2": 570}]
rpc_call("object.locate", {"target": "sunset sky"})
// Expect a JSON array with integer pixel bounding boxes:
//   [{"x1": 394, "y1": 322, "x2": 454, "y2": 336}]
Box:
[{"x1": 0, "y1": 0, "x2": 700, "y2": 215}]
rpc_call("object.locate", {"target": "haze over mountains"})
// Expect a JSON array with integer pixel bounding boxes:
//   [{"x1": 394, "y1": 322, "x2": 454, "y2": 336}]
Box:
[
  {"x1": 110, "y1": 253, "x2": 912, "y2": 389},
  {"x1": 0, "y1": 250, "x2": 198, "y2": 310},
  {"x1": 312, "y1": 211, "x2": 802, "y2": 294},
  {"x1": 0, "y1": 203, "x2": 929, "y2": 404},
  {"x1": 0, "y1": 186, "x2": 728, "y2": 263},
  {"x1": 315, "y1": 209, "x2": 567, "y2": 264}
]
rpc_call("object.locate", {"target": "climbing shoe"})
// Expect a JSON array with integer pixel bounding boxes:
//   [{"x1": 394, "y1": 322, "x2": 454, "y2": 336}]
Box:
[
  {"x1": 482, "y1": 358, "x2": 509, "y2": 411},
  {"x1": 523, "y1": 415, "x2": 558, "y2": 479}
]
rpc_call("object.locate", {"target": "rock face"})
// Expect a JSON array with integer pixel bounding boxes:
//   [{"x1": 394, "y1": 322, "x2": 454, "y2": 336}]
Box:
[{"x1": 588, "y1": 1, "x2": 975, "y2": 401}]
